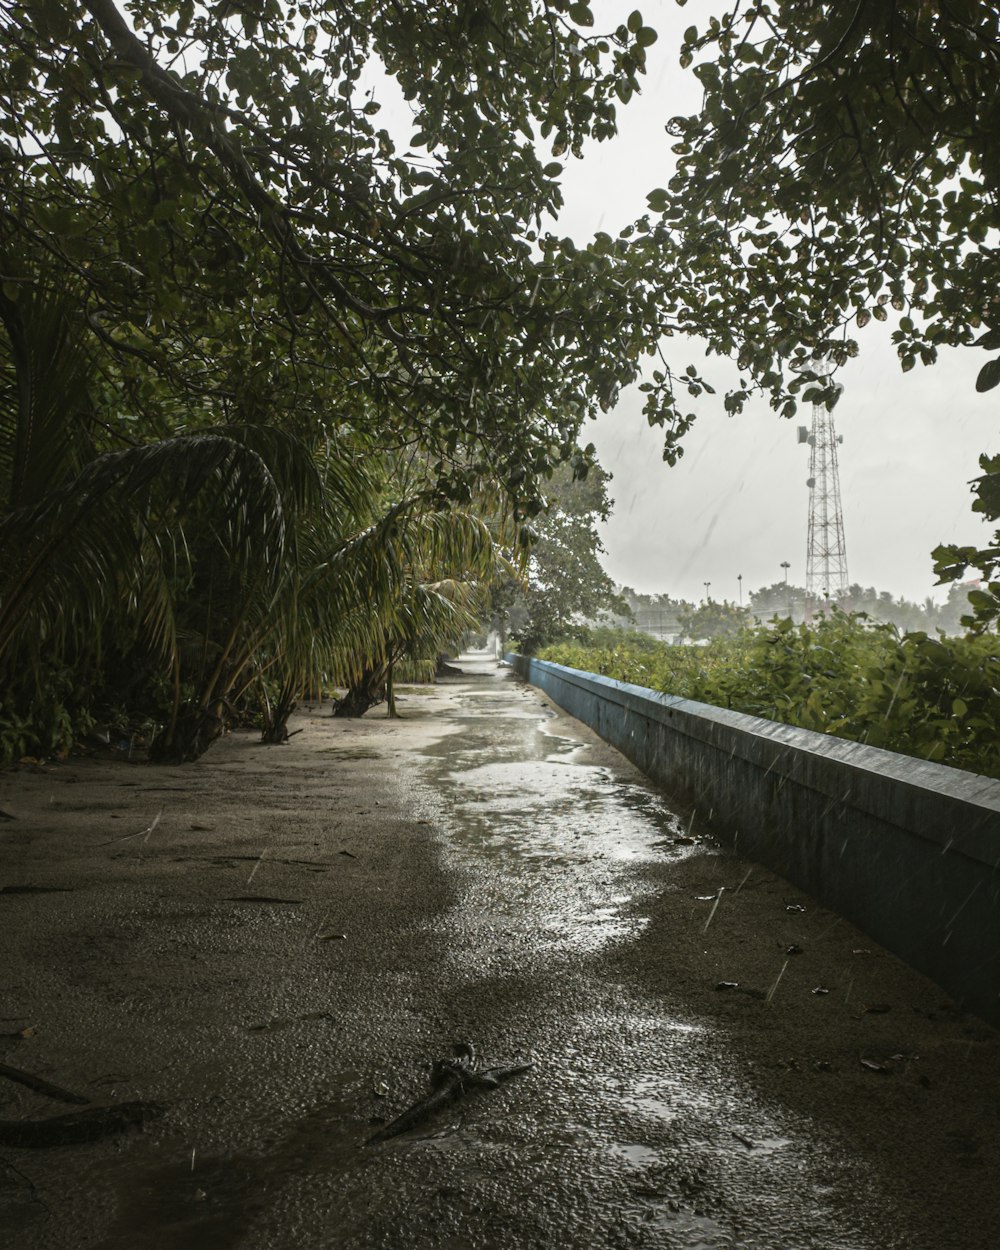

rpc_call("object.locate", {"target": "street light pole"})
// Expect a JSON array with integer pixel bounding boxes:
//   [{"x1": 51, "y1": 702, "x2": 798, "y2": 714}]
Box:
[
  {"x1": 703, "y1": 581, "x2": 711, "y2": 602},
  {"x1": 737, "y1": 573, "x2": 743, "y2": 606}
]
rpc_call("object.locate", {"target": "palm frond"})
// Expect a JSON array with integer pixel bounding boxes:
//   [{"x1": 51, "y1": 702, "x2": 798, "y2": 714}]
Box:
[
  {"x1": 0, "y1": 432, "x2": 292, "y2": 664},
  {"x1": 265, "y1": 496, "x2": 509, "y2": 695},
  {"x1": 0, "y1": 269, "x2": 95, "y2": 510}
]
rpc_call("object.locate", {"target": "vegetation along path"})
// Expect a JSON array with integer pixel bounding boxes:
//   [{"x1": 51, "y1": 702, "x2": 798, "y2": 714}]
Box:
[{"x1": 1, "y1": 658, "x2": 997, "y2": 1249}]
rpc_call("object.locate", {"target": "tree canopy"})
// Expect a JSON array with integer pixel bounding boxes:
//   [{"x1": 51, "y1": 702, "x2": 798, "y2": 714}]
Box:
[
  {"x1": 640, "y1": 0, "x2": 1000, "y2": 622},
  {"x1": 0, "y1": 0, "x2": 679, "y2": 758},
  {"x1": 646, "y1": 1, "x2": 1000, "y2": 418},
  {"x1": 2, "y1": 0, "x2": 673, "y2": 508}
]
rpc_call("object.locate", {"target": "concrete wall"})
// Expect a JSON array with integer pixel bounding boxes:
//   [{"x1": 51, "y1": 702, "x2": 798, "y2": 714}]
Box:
[{"x1": 508, "y1": 655, "x2": 1000, "y2": 1026}]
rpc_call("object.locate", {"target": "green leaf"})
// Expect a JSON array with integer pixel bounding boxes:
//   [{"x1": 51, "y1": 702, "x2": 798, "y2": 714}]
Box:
[
  {"x1": 646, "y1": 187, "x2": 669, "y2": 212},
  {"x1": 636, "y1": 27, "x2": 658, "y2": 47},
  {"x1": 975, "y1": 357, "x2": 1000, "y2": 393}
]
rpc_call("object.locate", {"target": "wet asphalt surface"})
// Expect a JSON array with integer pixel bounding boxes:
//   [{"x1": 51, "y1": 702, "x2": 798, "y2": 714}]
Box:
[{"x1": 1, "y1": 657, "x2": 997, "y2": 1248}]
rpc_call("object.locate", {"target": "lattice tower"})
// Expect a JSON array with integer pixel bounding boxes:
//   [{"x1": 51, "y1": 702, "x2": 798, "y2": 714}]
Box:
[{"x1": 804, "y1": 399, "x2": 848, "y2": 599}]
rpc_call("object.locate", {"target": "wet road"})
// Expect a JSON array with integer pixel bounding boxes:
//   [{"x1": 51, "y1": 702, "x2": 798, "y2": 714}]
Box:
[
  {"x1": 2, "y1": 657, "x2": 997, "y2": 1248},
  {"x1": 405, "y1": 665, "x2": 873, "y2": 1250}
]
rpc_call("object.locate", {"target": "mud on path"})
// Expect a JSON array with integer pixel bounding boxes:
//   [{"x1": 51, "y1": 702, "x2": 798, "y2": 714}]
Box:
[{"x1": 1, "y1": 657, "x2": 997, "y2": 1249}]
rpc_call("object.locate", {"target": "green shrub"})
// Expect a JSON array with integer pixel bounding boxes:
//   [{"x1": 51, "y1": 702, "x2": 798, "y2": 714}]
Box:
[{"x1": 540, "y1": 614, "x2": 1000, "y2": 779}]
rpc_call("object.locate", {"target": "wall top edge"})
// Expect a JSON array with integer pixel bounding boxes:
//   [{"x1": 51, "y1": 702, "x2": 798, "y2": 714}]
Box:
[{"x1": 507, "y1": 654, "x2": 1000, "y2": 818}]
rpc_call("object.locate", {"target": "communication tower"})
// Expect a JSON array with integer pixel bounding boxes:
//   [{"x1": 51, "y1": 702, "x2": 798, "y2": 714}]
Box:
[{"x1": 796, "y1": 373, "x2": 848, "y2": 600}]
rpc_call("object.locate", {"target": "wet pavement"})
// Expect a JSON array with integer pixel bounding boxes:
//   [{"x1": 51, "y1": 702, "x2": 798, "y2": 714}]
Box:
[
  {"x1": 393, "y1": 665, "x2": 877, "y2": 1250},
  {"x1": 1, "y1": 656, "x2": 998, "y2": 1248}
]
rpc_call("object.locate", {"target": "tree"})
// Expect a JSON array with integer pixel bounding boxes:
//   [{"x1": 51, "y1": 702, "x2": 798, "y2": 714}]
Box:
[
  {"x1": 505, "y1": 460, "x2": 627, "y2": 652},
  {"x1": 0, "y1": 1, "x2": 688, "y2": 758},
  {"x1": 1, "y1": 0, "x2": 675, "y2": 510},
  {"x1": 0, "y1": 275, "x2": 322, "y2": 760},
  {"x1": 840, "y1": 584, "x2": 938, "y2": 634},
  {"x1": 748, "y1": 581, "x2": 807, "y2": 623},
  {"x1": 322, "y1": 496, "x2": 506, "y2": 720},
  {"x1": 935, "y1": 579, "x2": 983, "y2": 637},
  {"x1": 614, "y1": 588, "x2": 684, "y2": 641},
  {"x1": 678, "y1": 598, "x2": 750, "y2": 641},
  {"x1": 637, "y1": 2, "x2": 1000, "y2": 621}
]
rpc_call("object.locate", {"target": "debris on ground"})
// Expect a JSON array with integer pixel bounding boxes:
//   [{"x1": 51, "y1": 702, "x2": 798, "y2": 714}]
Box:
[
  {"x1": 0, "y1": 1063, "x2": 165, "y2": 1148},
  {"x1": 365, "y1": 1041, "x2": 532, "y2": 1146}
]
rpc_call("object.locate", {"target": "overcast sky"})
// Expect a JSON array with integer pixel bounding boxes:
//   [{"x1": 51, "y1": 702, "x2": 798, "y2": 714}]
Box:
[{"x1": 553, "y1": 3, "x2": 999, "y2": 605}]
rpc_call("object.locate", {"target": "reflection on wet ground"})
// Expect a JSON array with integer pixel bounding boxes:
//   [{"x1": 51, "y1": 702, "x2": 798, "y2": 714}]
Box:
[
  {"x1": 408, "y1": 662, "x2": 880, "y2": 1249},
  {"x1": 5, "y1": 656, "x2": 980, "y2": 1249}
]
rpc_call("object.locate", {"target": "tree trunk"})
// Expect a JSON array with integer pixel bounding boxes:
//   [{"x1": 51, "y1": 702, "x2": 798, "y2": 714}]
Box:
[
  {"x1": 332, "y1": 664, "x2": 387, "y2": 718},
  {"x1": 385, "y1": 657, "x2": 398, "y2": 718},
  {"x1": 260, "y1": 683, "x2": 298, "y2": 744},
  {"x1": 148, "y1": 702, "x2": 225, "y2": 763}
]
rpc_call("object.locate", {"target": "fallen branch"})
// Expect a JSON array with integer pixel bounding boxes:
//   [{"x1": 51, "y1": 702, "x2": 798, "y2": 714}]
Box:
[
  {"x1": 365, "y1": 1041, "x2": 531, "y2": 1146},
  {"x1": 0, "y1": 1063, "x2": 89, "y2": 1106},
  {"x1": 96, "y1": 809, "x2": 162, "y2": 847}
]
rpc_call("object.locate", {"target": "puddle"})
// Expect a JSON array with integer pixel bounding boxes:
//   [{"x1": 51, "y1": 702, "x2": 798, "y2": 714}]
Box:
[
  {"x1": 411, "y1": 673, "x2": 701, "y2": 959},
  {"x1": 415, "y1": 685, "x2": 695, "y2": 955},
  {"x1": 436, "y1": 755, "x2": 686, "y2": 865}
]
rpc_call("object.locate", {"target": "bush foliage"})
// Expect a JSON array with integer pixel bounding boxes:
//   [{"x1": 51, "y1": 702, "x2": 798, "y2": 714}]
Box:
[{"x1": 540, "y1": 613, "x2": 1000, "y2": 779}]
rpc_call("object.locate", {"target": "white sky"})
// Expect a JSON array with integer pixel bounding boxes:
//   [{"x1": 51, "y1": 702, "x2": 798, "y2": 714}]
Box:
[{"x1": 553, "y1": 3, "x2": 999, "y2": 604}]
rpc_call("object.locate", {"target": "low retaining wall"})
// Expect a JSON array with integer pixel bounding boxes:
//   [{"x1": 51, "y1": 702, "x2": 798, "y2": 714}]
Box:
[{"x1": 508, "y1": 654, "x2": 1000, "y2": 1026}]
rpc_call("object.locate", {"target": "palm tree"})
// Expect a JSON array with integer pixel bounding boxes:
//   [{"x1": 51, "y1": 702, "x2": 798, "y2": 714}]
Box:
[
  {"x1": 258, "y1": 488, "x2": 509, "y2": 736},
  {"x1": 1, "y1": 265, "x2": 516, "y2": 762},
  {"x1": 0, "y1": 270, "x2": 314, "y2": 761}
]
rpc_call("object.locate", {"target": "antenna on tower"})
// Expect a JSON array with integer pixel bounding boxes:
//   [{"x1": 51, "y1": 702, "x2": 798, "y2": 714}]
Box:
[{"x1": 795, "y1": 358, "x2": 848, "y2": 601}]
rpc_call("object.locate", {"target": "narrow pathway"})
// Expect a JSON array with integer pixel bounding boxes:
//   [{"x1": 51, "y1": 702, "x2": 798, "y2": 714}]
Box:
[
  {"x1": 1, "y1": 658, "x2": 997, "y2": 1248},
  {"x1": 409, "y1": 661, "x2": 871, "y2": 1250}
]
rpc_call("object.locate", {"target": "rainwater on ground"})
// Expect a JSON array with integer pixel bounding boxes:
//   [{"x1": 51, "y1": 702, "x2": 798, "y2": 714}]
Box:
[{"x1": 1, "y1": 656, "x2": 997, "y2": 1249}]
